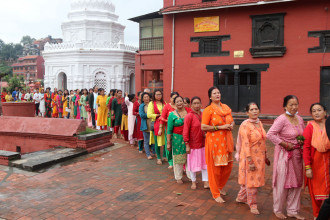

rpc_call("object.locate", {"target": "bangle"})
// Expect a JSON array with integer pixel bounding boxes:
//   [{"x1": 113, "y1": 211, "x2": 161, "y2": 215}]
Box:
[
  {"x1": 214, "y1": 125, "x2": 218, "y2": 131},
  {"x1": 305, "y1": 165, "x2": 312, "y2": 170}
]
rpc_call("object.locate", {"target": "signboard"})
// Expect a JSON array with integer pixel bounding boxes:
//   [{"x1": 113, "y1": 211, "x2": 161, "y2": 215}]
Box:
[
  {"x1": 234, "y1": 51, "x2": 244, "y2": 58},
  {"x1": 194, "y1": 16, "x2": 219, "y2": 33}
]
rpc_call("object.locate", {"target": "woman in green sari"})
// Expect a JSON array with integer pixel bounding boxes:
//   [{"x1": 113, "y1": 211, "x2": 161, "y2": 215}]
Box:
[{"x1": 167, "y1": 96, "x2": 191, "y2": 184}]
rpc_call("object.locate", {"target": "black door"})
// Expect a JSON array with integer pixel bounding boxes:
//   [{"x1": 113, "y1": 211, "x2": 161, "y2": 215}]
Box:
[
  {"x1": 238, "y1": 70, "x2": 259, "y2": 112},
  {"x1": 321, "y1": 67, "x2": 330, "y2": 111},
  {"x1": 217, "y1": 69, "x2": 235, "y2": 110}
]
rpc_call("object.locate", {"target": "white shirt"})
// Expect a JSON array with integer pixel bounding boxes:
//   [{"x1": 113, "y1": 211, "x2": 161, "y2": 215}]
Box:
[
  {"x1": 93, "y1": 92, "x2": 98, "y2": 110},
  {"x1": 24, "y1": 93, "x2": 31, "y2": 101},
  {"x1": 33, "y1": 93, "x2": 40, "y2": 103}
]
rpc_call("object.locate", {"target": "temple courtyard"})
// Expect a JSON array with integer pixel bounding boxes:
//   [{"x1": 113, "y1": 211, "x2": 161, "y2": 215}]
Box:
[{"x1": 0, "y1": 126, "x2": 314, "y2": 220}]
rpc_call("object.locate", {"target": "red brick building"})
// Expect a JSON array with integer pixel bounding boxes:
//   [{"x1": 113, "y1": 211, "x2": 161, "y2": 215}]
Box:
[
  {"x1": 12, "y1": 56, "x2": 45, "y2": 81},
  {"x1": 131, "y1": 0, "x2": 330, "y2": 115}
]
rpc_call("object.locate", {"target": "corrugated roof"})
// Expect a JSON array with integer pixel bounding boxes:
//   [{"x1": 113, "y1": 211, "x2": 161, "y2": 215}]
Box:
[{"x1": 161, "y1": 0, "x2": 295, "y2": 14}]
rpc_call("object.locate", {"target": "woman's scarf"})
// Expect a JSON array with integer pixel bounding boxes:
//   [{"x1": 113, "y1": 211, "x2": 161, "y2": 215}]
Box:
[
  {"x1": 210, "y1": 102, "x2": 234, "y2": 153},
  {"x1": 235, "y1": 119, "x2": 260, "y2": 161},
  {"x1": 310, "y1": 120, "x2": 330, "y2": 153}
]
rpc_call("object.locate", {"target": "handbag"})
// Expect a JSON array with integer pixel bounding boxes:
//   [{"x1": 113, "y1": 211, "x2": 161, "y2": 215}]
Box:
[{"x1": 85, "y1": 104, "x2": 91, "y2": 112}]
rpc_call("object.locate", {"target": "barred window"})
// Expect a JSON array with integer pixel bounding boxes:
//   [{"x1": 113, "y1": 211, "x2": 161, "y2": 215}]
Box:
[
  {"x1": 140, "y1": 18, "x2": 164, "y2": 51},
  {"x1": 191, "y1": 35, "x2": 230, "y2": 57}
]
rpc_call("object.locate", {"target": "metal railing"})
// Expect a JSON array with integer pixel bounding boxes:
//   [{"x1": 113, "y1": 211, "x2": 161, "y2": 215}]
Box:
[{"x1": 140, "y1": 37, "x2": 164, "y2": 51}]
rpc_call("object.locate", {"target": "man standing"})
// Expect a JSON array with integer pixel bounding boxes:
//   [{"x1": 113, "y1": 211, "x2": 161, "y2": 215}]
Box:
[
  {"x1": 89, "y1": 86, "x2": 98, "y2": 129},
  {"x1": 12, "y1": 87, "x2": 18, "y2": 101},
  {"x1": 317, "y1": 117, "x2": 330, "y2": 220},
  {"x1": 33, "y1": 89, "x2": 40, "y2": 116}
]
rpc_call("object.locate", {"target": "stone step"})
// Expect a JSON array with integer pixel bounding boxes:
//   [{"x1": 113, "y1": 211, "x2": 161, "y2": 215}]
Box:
[
  {"x1": 0, "y1": 150, "x2": 21, "y2": 166},
  {"x1": 9, "y1": 147, "x2": 88, "y2": 172}
]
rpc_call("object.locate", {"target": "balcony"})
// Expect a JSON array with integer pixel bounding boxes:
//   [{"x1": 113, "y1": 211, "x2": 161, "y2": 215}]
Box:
[{"x1": 140, "y1": 37, "x2": 163, "y2": 51}]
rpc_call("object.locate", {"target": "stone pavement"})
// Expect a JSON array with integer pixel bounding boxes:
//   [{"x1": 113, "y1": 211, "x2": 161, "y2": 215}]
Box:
[{"x1": 0, "y1": 128, "x2": 314, "y2": 220}]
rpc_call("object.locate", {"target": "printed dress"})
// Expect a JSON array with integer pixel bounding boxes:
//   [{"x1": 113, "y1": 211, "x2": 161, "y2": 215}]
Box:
[{"x1": 167, "y1": 112, "x2": 186, "y2": 164}]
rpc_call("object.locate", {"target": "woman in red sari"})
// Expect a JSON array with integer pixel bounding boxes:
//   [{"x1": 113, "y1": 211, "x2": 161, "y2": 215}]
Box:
[
  {"x1": 133, "y1": 92, "x2": 144, "y2": 153},
  {"x1": 303, "y1": 103, "x2": 330, "y2": 219},
  {"x1": 201, "y1": 87, "x2": 235, "y2": 203},
  {"x1": 1, "y1": 88, "x2": 7, "y2": 103}
]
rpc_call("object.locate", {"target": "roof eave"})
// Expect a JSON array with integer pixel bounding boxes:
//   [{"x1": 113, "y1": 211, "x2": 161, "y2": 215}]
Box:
[{"x1": 161, "y1": 0, "x2": 295, "y2": 15}]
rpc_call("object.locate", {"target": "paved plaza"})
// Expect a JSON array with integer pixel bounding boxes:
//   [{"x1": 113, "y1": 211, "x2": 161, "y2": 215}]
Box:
[{"x1": 0, "y1": 131, "x2": 314, "y2": 220}]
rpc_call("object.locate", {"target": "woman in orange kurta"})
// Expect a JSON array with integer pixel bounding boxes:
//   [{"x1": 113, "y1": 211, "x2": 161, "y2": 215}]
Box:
[
  {"x1": 51, "y1": 89, "x2": 58, "y2": 118},
  {"x1": 235, "y1": 102, "x2": 269, "y2": 215},
  {"x1": 303, "y1": 103, "x2": 330, "y2": 219},
  {"x1": 201, "y1": 87, "x2": 235, "y2": 203}
]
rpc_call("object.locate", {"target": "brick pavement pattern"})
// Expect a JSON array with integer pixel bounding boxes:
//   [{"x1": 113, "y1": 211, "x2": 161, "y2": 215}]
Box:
[{"x1": 0, "y1": 133, "x2": 314, "y2": 219}]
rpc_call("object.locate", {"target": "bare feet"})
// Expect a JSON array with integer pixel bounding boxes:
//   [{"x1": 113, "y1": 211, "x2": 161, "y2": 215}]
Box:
[
  {"x1": 139, "y1": 151, "x2": 143, "y2": 154},
  {"x1": 191, "y1": 182, "x2": 197, "y2": 190},
  {"x1": 147, "y1": 156, "x2": 153, "y2": 160},
  {"x1": 250, "y1": 208, "x2": 260, "y2": 215},
  {"x1": 203, "y1": 182, "x2": 210, "y2": 189},
  {"x1": 215, "y1": 196, "x2": 225, "y2": 203},
  {"x1": 113, "y1": 134, "x2": 117, "y2": 139},
  {"x1": 287, "y1": 214, "x2": 305, "y2": 220},
  {"x1": 177, "y1": 179, "x2": 183, "y2": 184},
  {"x1": 220, "y1": 189, "x2": 227, "y2": 196},
  {"x1": 157, "y1": 159, "x2": 162, "y2": 165},
  {"x1": 168, "y1": 166, "x2": 173, "y2": 169},
  {"x1": 275, "y1": 212, "x2": 287, "y2": 219}
]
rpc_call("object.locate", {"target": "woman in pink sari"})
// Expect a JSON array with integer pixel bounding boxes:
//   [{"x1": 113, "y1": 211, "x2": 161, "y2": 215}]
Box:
[
  {"x1": 267, "y1": 95, "x2": 305, "y2": 220},
  {"x1": 75, "y1": 90, "x2": 81, "y2": 119}
]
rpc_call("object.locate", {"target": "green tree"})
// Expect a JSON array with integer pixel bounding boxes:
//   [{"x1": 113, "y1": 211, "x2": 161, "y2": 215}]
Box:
[
  {"x1": 0, "y1": 62, "x2": 13, "y2": 77},
  {"x1": 20, "y1": 35, "x2": 35, "y2": 46},
  {"x1": 7, "y1": 76, "x2": 24, "y2": 93}
]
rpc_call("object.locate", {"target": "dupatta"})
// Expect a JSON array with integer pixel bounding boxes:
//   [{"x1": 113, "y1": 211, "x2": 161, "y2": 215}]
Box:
[
  {"x1": 310, "y1": 120, "x2": 330, "y2": 153},
  {"x1": 210, "y1": 102, "x2": 234, "y2": 153}
]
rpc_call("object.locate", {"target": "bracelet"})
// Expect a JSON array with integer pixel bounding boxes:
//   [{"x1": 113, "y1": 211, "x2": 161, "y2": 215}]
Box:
[
  {"x1": 305, "y1": 165, "x2": 312, "y2": 170},
  {"x1": 214, "y1": 125, "x2": 218, "y2": 131}
]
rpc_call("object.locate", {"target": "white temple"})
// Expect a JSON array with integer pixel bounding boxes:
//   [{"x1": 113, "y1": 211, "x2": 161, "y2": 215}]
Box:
[{"x1": 43, "y1": 0, "x2": 137, "y2": 93}]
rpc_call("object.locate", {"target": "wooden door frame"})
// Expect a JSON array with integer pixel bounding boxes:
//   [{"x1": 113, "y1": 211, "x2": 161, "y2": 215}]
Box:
[{"x1": 206, "y1": 64, "x2": 269, "y2": 112}]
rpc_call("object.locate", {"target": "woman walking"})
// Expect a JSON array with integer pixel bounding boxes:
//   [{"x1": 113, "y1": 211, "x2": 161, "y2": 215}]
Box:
[
  {"x1": 112, "y1": 90, "x2": 124, "y2": 138},
  {"x1": 62, "y1": 89, "x2": 69, "y2": 119},
  {"x1": 45, "y1": 88, "x2": 52, "y2": 118},
  {"x1": 236, "y1": 102, "x2": 269, "y2": 215},
  {"x1": 139, "y1": 92, "x2": 155, "y2": 159},
  {"x1": 39, "y1": 89, "x2": 45, "y2": 117},
  {"x1": 183, "y1": 96, "x2": 208, "y2": 189},
  {"x1": 134, "y1": 92, "x2": 144, "y2": 153},
  {"x1": 201, "y1": 87, "x2": 235, "y2": 203},
  {"x1": 56, "y1": 90, "x2": 64, "y2": 118},
  {"x1": 303, "y1": 103, "x2": 330, "y2": 219},
  {"x1": 80, "y1": 89, "x2": 88, "y2": 121},
  {"x1": 167, "y1": 96, "x2": 190, "y2": 183},
  {"x1": 147, "y1": 89, "x2": 166, "y2": 165},
  {"x1": 267, "y1": 95, "x2": 305, "y2": 220},
  {"x1": 96, "y1": 88, "x2": 108, "y2": 130},
  {"x1": 125, "y1": 93, "x2": 137, "y2": 146},
  {"x1": 160, "y1": 92, "x2": 179, "y2": 169}
]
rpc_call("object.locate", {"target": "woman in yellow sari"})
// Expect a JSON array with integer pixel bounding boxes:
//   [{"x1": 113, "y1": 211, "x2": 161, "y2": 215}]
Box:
[{"x1": 201, "y1": 87, "x2": 235, "y2": 203}]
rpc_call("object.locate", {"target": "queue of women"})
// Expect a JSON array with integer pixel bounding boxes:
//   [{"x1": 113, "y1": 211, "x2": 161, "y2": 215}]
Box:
[
  {"x1": 3, "y1": 85, "x2": 329, "y2": 219},
  {"x1": 115, "y1": 86, "x2": 329, "y2": 220}
]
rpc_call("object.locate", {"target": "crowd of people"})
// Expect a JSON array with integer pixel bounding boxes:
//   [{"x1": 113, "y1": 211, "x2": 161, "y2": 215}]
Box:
[{"x1": 1, "y1": 85, "x2": 330, "y2": 219}]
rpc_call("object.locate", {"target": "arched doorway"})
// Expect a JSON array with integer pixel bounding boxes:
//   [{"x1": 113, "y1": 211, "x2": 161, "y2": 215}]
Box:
[
  {"x1": 130, "y1": 72, "x2": 135, "y2": 94},
  {"x1": 94, "y1": 72, "x2": 107, "y2": 92},
  {"x1": 58, "y1": 72, "x2": 67, "y2": 91}
]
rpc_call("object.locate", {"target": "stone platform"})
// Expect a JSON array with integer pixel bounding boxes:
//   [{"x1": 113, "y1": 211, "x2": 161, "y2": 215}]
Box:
[
  {"x1": 0, "y1": 116, "x2": 113, "y2": 154},
  {"x1": 0, "y1": 150, "x2": 21, "y2": 166},
  {"x1": 9, "y1": 147, "x2": 88, "y2": 171},
  {"x1": 2, "y1": 102, "x2": 35, "y2": 117}
]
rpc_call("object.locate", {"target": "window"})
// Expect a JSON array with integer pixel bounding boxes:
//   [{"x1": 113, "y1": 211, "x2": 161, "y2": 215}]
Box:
[
  {"x1": 140, "y1": 18, "x2": 164, "y2": 51},
  {"x1": 202, "y1": 0, "x2": 216, "y2": 2},
  {"x1": 250, "y1": 13, "x2": 286, "y2": 57},
  {"x1": 308, "y1": 30, "x2": 330, "y2": 53},
  {"x1": 191, "y1": 35, "x2": 230, "y2": 57},
  {"x1": 141, "y1": 70, "x2": 163, "y2": 92}
]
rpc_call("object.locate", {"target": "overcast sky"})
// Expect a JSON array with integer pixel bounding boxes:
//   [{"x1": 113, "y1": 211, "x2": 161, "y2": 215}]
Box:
[{"x1": 0, "y1": 0, "x2": 163, "y2": 46}]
